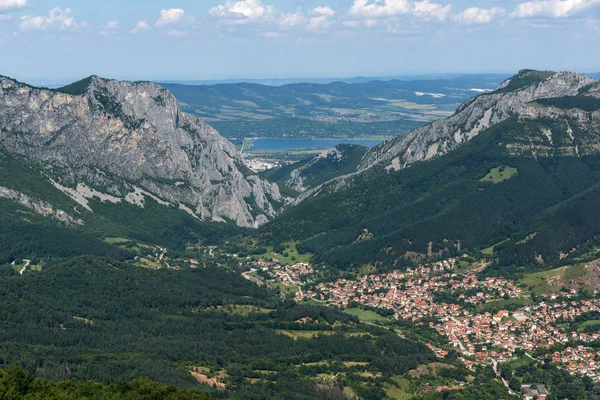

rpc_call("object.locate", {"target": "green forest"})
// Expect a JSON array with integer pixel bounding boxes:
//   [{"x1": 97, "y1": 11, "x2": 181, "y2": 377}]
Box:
[
  {"x1": 258, "y1": 116, "x2": 600, "y2": 278},
  {"x1": 0, "y1": 257, "x2": 441, "y2": 399}
]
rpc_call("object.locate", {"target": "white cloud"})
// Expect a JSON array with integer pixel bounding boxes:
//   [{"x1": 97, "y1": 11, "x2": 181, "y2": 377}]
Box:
[
  {"x1": 210, "y1": 0, "x2": 274, "y2": 23},
  {"x1": 0, "y1": 0, "x2": 27, "y2": 11},
  {"x1": 343, "y1": 18, "x2": 378, "y2": 27},
  {"x1": 349, "y1": 0, "x2": 411, "y2": 18},
  {"x1": 348, "y1": 0, "x2": 451, "y2": 21},
  {"x1": 312, "y1": 6, "x2": 335, "y2": 17},
  {"x1": 131, "y1": 20, "x2": 150, "y2": 33},
  {"x1": 0, "y1": 14, "x2": 13, "y2": 22},
  {"x1": 99, "y1": 20, "x2": 119, "y2": 36},
  {"x1": 279, "y1": 12, "x2": 308, "y2": 28},
  {"x1": 277, "y1": 6, "x2": 337, "y2": 31},
  {"x1": 157, "y1": 8, "x2": 185, "y2": 26},
  {"x1": 413, "y1": 0, "x2": 451, "y2": 20},
  {"x1": 19, "y1": 7, "x2": 76, "y2": 31},
  {"x1": 455, "y1": 7, "x2": 505, "y2": 24},
  {"x1": 513, "y1": 0, "x2": 600, "y2": 18},
  {"x1": 307, "y1": 6, "x2": 336, "y2": 30}
]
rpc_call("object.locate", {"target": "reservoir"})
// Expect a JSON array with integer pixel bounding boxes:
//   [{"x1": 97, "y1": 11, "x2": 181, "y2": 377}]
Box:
[{"x1": 248, "y1": 138, "x2": 385, "y2": 151}]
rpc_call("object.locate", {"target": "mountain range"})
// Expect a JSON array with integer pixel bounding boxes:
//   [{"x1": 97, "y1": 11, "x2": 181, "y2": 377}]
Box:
[
  {"x1": 0, "y1": 75, "x2": 283, "y2": 230},
  {"x1": 259, "y1": 70, "x2": 600, "y2": 276},
  {"x1": 2, "y1": 69, "x2": 600, "y2": 399},
  {"x1": 2, "y1": 69, "x2": 600, "y2": 276}
]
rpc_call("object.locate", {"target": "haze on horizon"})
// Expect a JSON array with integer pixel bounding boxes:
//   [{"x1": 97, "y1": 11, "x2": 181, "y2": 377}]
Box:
[{"x1": 0, "y1": 0, "x2": 599, "y2": 85}]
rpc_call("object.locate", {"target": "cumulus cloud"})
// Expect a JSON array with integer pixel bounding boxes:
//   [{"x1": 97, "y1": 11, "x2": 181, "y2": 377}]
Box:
[
  {"x1": 19, "y1": 7, "x2": 77, "y2": 31},
  {"x1": 210, "y1": 0, "x2": 274, "y2": 23},
  {"x1": 513, "y1": 0, "x2": 600, "y2": 18},
  {"x1": 312, "y1": 6, "x2": 335, "y2": 17},
  {"x1": 0, "y1": 0, "x2": 27, "y2": 11},
  {"x1": 99, "y1": 20, "x2": 119, "y2": 36},
  {"x1": 456, "y1": 7, "x2": 505, "y2": 24},
  {"x1": 157, "y1": 8, "x2": 185, "y2": 26},
  {"x1": 413, "y1": 0, "x2": 452, "y2": 20},
  {"x1": 307, "y1": 6, "x2": 336, "y2": 30},
  {"x1": 279, "y1": 12, "x2": 308, "y2": 28},
  {"x1": 277, "y1": 6, "x2": 336, "y2": 31},
  {"x1": 349, "y1": 0, "x2": 451, "y2": 21},
  {"x1": 131, "y1": 20, "x2": 150, "y2": 33}
]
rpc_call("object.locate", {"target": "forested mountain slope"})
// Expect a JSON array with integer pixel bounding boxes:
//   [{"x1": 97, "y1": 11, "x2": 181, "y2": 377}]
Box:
[
  {"x1": 259, "y1": 71, "x2": 600, "y2": 275},
  {"x1": 260, "y1": 144, "x2": 369, "y2": 193}
]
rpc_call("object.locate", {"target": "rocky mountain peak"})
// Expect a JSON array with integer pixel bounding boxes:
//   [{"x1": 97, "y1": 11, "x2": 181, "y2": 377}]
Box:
[
  {"x1": 0, "y1": 75, "x2": 284, "y2": 228},
  {"x1": 358, "y1": 70, "x2": 595, "y2": 172}
]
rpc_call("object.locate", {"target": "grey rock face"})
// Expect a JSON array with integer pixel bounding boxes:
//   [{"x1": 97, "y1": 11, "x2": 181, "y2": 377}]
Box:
[
  {"x1": 0, "y1": 76, "x2": 282, "y2": 227},
  {"x1": 290, "y1": 71, "x2": 598, "y2": 205},
  {"x1": 285, "y1": 147, "x2": 344, "y2": 192},
  {"x1": 0, "y1": 185, "x2": 83, "y2": 225},
  {"x1": 359, "y1": 71, "x2": 595, "y2": 172}
]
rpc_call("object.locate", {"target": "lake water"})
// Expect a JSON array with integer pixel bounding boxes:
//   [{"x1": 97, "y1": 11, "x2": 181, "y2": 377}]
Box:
[{"x1": 249, "y1": 139, "x2": 385, "y2": 150}]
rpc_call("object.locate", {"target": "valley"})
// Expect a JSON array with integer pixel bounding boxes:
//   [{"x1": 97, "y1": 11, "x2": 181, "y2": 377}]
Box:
[{"x1": 2, "y1": 69, "x2": 600, "y2": 399}]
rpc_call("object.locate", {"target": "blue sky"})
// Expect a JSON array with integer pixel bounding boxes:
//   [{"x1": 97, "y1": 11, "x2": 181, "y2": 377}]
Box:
[{"x1": 0, "y1": 0, "x2": 599, "y2": 84}]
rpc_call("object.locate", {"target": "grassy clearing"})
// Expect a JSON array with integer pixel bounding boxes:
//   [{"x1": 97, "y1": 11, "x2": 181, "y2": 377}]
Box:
[
  {"x1": 504, "y1": 356, "x2": 534, "y2": 369},
  {"x1": 521, "y1": 267, "x2": 563, "y2": 294},
  {"x1": 213, "y1": 305, "x2": 275, "y2": 316},
  {"x1": 343, "y1": 386, "x2": 358, "y2": 399},
  {"x1": 408, "y1": 363, "x2": 453, "y2": 378},
  {"x1": 343, "y1": 361, "x2": 370, "y2": 367},
  {"x1": 134, "y1": 258, "x2": 161, "y2": 269},
  {"x1": 276, "y1": 330, "x2": 336, "y2": 340},
  {"x1": 270, "y1": 281, "x2": 299, "y2": 296},
  {"x1": 386, "y1": 376, "x2": 414, "y2": 400},
  {"x1": 104, "y1": 237, "x2": 156, "y2": 254},
  {"x1": 385, "y1": 100, "x2": 437, "y2": 110},
  {"x1": 476, "y1": 297, "x2": 534, "y2": 313},
  {"x1": 344, "y1": 308, "x2": 392, "y2": 324},
  {"x1": 563, "y1": 264, "x2": 587, "y2": 281},
  {"x1": 480, "y1": 167, "x2": 518, "y2": 184},
  {"x1": 30, "y1": 264, "x2": 43, "y2": 272},
  {"x1": 578, "y1": 320, "x2": 600, "y2": 333},
  {"x1": 255, "y1": 242, "x2": 312, "y2": 265},
  {"x1": 104, "y1": 237, "x2": 131, "y2": 245},
  {"x1": 482, "y1": 238, "x2": 510, "y2": 255},
  {"x1": 521, "y1": 264, "x2": 588, "y2": 295}
]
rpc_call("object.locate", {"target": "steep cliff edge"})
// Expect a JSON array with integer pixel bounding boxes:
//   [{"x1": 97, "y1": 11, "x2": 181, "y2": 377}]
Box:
[
  {"x1": 0, "y1": 75, "x2": 282, "y2": 227},
  {"x1": 359, "y1": 70, "x2": 595, "y2": 172}
]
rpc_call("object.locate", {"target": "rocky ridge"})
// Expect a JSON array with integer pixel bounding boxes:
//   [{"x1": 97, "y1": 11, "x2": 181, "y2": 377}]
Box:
[
  {"x1": 359, "y1": 70, "x2": 595, "y2": 172},
  {"x1": 0, "y1": 185, "x2": 83, "y2": 225},
  {"x1": 292, "y1": 70, "x2": 598, "y2": 203},
  {"x1": 0, "y1": 75, "x2": 283, "y2": 227}
]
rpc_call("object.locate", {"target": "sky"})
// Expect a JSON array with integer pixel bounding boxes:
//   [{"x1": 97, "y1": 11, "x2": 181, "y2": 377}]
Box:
[{"x1": 0, "y1": 0, "x2": 599, "y2": 84}]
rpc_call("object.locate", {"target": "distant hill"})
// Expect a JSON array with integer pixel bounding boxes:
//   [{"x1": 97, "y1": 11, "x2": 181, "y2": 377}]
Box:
[
  {"x1": 162, "y1": 75, "x2": 510, "y2": 140},
  {"x1": 158, "y1": 73, "x2": 510, "y2": 87},
  {"x1": 259, "y1": 70, "x2": 600, "y2": 276}
]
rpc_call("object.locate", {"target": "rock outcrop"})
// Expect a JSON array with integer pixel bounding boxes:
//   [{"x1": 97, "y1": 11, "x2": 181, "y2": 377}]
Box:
[
  {"x1": 0, "y1": 75, "x2": 283, "y2": 227},
  {"x1": 359, "y1": 70, "x2": 595, "y2": 172},
  {"x1": 0, "y1": 185, "x2": 83, "y2": 225}
]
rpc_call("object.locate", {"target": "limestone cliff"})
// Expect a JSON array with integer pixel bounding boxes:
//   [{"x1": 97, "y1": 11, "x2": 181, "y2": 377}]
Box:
[
  {"x1": 0, "y1": 75, "x2": 282, "y2": 227},
  {"x1": 359, "y1": 70, "x2": 594, "y2": 172}
]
